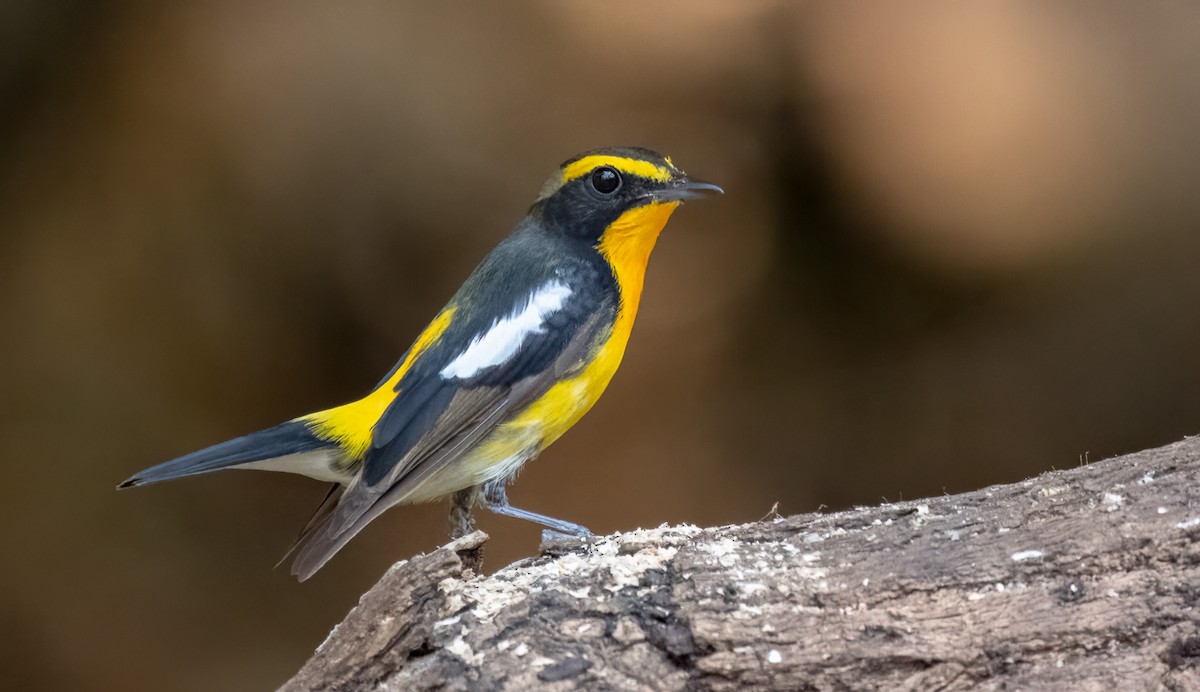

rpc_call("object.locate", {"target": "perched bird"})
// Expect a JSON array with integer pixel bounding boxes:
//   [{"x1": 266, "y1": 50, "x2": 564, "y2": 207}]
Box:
[{"x1": 119, "y1": 147, "x2": 722, "y2": 580}]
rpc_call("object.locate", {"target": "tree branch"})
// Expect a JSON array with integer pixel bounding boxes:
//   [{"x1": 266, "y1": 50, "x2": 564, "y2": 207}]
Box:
[{"x1": 284, "y1": 437, "x2": 1200, "y2": 690}]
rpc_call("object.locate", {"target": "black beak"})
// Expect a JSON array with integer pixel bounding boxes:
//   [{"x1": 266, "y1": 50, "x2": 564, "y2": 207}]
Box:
[{"x1": 656, "y1": 178, "x2": 725, "y2": 202}]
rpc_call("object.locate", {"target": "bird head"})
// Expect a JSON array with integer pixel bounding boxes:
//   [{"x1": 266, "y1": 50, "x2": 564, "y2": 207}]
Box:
[{"x1": 533, "y1": 147, "x2": 722, "y2": 242}]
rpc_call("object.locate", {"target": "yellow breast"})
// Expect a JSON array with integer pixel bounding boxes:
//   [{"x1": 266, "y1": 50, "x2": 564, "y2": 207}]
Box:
[{"x1": 464, "y1": 201, "x2": 681, "y2": 483}]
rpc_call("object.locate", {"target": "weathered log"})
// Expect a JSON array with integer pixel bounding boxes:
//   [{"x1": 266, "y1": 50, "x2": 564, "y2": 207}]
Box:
[{"x1": 284, "y1": 437, "x2": 1200, "y2": 690}]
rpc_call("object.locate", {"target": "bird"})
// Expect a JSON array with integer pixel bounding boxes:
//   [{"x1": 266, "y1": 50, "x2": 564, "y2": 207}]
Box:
[{"x1": 118, "y1": 147, "x2": 722, "y2": 580}]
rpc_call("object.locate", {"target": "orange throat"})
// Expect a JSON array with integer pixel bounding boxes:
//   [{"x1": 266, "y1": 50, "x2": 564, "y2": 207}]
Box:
[{"x1": 596, "y1": 201, "x2": 680, "y2": 321}]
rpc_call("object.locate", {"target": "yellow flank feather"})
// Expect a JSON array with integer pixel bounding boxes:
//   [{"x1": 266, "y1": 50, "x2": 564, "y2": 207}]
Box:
[
  {"x1": 561, "y1": 155, "x2": 673, "y2": 185},
  {"x1": 462, "y1": 201, "x2": 681, "y2": 483},
  {"x1": 300, "y1": 307, "x2": 457, "y2": 459}
]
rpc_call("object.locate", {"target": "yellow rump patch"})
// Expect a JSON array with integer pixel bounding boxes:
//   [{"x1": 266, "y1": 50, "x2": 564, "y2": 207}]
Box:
[
  {"x1": 561, "y1": 155, "x2": 673, "y2": 185},
  {"x1": 300, "y1": 307, "x2": 457, "y2": 460}
]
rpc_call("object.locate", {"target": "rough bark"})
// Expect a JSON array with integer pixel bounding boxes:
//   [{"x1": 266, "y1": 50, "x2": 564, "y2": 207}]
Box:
[{"x1": 283, "y1": 437, "x2": 1200, "y2": 690}]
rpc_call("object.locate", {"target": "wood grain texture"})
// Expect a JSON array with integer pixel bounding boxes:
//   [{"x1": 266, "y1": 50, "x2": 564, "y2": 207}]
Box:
[{"x1": 284, "y1": 437, "x2": 1200, "y2": 690}]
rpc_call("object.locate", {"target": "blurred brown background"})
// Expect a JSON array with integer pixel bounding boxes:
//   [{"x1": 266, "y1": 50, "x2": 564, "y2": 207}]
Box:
[{"x1": 3, "y1": 1, "x2": 1199, "y2": 689}]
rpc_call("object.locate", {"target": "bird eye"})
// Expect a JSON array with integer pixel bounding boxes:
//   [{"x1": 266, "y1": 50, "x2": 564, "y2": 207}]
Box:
[{"x1": 590, "y1": 167, "x2": 621, "y2": 195}]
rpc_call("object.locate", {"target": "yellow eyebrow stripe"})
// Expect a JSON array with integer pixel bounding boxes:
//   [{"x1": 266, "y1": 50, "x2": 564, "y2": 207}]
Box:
[{"x1": 561, "y1": 155, "x2": 673, "y2": 184}]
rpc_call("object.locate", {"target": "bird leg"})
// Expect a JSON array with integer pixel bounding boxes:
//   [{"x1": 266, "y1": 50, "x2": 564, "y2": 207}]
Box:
[
  {"x1": 449, "y1": 486, "x2": 479, "y2": 539},
  {"x1": 480, "y1": 478, "x2": 592, "y2": 537},
  {"x1": 449, "y1": 485, "x2": 485, "y2": 572}
]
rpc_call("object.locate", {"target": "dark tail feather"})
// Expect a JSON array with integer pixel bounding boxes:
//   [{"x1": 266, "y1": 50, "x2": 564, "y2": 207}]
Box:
[
  {"x1": 290, "y1": 511, "x2": 367, "y2": 582},
  {"x1": 290, "y1": 480, "x2": 413, "y2": 581},
  {"x1": 117, "y1": 420, "x2": 328, "y2": 489},
  {"x1": 274, "y1": 483, "x2": 344, "y2": 569}
]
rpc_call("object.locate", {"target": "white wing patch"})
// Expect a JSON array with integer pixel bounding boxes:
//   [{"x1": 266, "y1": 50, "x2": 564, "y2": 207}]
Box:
[{"x1": 440, "y1": 280, "x2": 572, "y2": 379}]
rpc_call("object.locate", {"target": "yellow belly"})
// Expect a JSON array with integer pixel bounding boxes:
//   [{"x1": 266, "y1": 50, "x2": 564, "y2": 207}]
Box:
[{"x1": 468, "y1": 323, "x2": 629, "y2": 480}]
